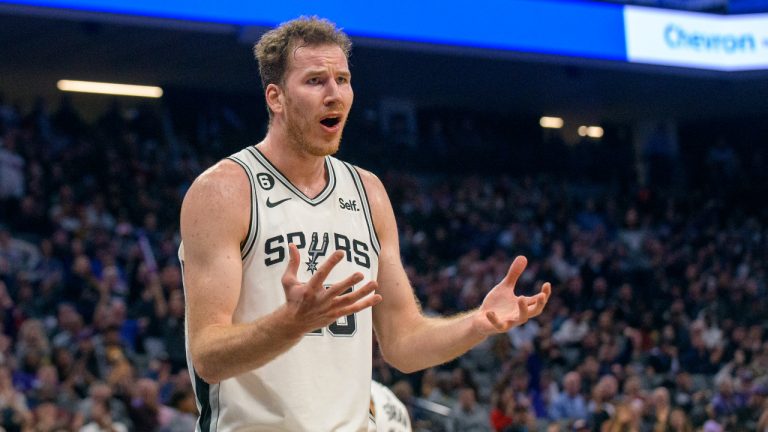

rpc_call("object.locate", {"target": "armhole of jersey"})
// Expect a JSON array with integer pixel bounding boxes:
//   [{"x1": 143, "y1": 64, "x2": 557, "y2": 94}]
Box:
[
  {"x1": 343, "y1": 162, "x2": 381, "y2": 256},
  {"x1": 181, "y1": 258, "x2": 221, "y2": 432},
  {"x1": 227, "y1": 156, "x2": 259, "y2": 261},
  {"x1": 193, "y1": 369, "x2": 221, "y2": 432}
]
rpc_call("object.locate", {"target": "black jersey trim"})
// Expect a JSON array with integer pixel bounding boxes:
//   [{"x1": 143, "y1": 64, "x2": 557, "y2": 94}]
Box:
[
  {"x1": 227, "y1": 156, "x2": 259, "y2": 261},
  {"x1": 192, "y1": 370, "x2": 220, "y2": 432},
  {"x1": 343, "y1": 162, "x2": 381, "y2": 256},
  {"x1": 193, "y1": 371, "x2": 212, "y2": 432},
  {"x1": 180, "y1": 262, "x2": 220, "y2": 432},
  {"x1": 246, "y1": 147, "x2": 336, "y2": 206}
]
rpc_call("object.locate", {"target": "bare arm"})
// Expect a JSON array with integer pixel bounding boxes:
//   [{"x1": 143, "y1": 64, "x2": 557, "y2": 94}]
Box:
[
  {"x1": 361, "y1": 170, "x2": 551, "y2": 373},
  {"x1": 181, "y1": 161, "x2": 381, "y2": 383}
]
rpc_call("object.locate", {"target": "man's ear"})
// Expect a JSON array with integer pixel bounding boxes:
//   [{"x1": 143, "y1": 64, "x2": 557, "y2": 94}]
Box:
[{"x1": 265, "y1": 83, "x2": 284, "y2": 114}]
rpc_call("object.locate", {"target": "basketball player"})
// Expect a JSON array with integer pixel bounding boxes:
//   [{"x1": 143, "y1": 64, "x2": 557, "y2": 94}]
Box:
[
  {"x1": 370, "y1": 380, "x2": 412, "y2": 432},
  {"x1": 179, "y1": 16, "x2": 551, "y2": 431}
]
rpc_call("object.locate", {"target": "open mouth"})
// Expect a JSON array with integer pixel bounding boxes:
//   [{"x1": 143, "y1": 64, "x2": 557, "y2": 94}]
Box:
[{"x1": 320, "y1": 116, "x2": 341, "y2": 128}]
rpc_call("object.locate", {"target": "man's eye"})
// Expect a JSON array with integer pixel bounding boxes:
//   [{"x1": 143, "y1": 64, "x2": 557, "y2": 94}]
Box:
[
  {"x1": 307, "y1": 77, "x2": 321, "y2": 85},
  {"x1": 337, "y1": 76, "x2": 349, "y2": 84}
]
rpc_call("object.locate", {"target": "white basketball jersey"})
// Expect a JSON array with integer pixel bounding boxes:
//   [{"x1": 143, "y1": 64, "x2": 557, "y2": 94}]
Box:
[
  {"x1": 369, "y1": 381, "x2": 412, "y2": 432},
  {"x1": 180, "y1": 146, "x2": 380, "y2": 432}
]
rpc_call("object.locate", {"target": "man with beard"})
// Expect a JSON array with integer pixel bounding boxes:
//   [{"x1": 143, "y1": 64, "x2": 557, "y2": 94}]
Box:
[{"x1": 179, "y1": 16, "x2": 551, "y2": 431}]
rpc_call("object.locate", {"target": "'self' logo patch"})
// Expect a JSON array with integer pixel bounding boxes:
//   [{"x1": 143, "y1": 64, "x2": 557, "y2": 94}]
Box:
[{"x1": 339, "y1": 198, "x2": 360, "y2": 212}]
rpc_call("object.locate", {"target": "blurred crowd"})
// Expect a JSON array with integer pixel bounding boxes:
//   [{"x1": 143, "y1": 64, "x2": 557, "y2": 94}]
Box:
[
  {"x1": 375, "y1": 172, "x2": 768, "y2": 432},
  {"x1": 0, "y1": 95, "x2": 767, "y2": 432}
]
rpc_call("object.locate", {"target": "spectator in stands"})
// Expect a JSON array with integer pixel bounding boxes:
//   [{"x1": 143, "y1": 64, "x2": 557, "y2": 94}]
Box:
[
  {"x1": 490, "y1": 386, "x2": 515, "y2": 431},
  {"x1": 160, "y1": 388, "x2": 197, "y2": 432},
  {"x1": 553, "y1": 310, "x2": 591, "y2": 346},
  {"x1": 446, "y1": 386, "x2": 491, "y2": 432},
  {"x1": 127, "y1": 378, "x2": 162, "y2": 431},
  {"x1": 642, "y1": 386, "x2": 672, "y2": 432},
  {"x1": 0, "y1": 224, "x2": 39, "y2": 281},
  {"x1": 0, "y1": 136, "x2": 25, "y2": 207},
  {"x1": 79, "y1": 399, "x2": 129, "y2": 432},
  {"x1": 51, "y1": 303, "x2": 85, "y2": 350},
  {"x1": 28, "y1": 399, "x2": 70, "y2": 432},
  {"x1": 0, "y1": 363, "x2": 31, "y2": 430},
  {"x1": 759, "y1": 407, "x2": 768, "y2": 432},
  {"x1": 668, "y1": 407, "x2": 694, "y2": 432},
  {"x1": 160, "y1": 289, "x2": 186, "y2": 373},
  {"x1": 589, "y1": 374, "x2": 618, "y2": 431},
  {"x1": 76, "y1": 381, "x2": 132, "y2": 430},
  {"x1": 620, "y1": 375, "x2": 646, "y2": 408},
  {"x1": 570, "y1": 418, "x2": 589, "y2": 432},
  {"x1": 601, "y1": 402, "x2": 640, "y2": 432},
  {"x1": 549, "y1": 371, "x2": 588, "y2": 421},
  {"x1": 711, "y1": 375, "x2": 746, "y2": 422},
  {"x1": 503, "y1": 396, "x2": 538, "y2": 432}
]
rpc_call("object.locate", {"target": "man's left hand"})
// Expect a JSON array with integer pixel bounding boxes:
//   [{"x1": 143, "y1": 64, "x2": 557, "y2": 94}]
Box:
[{"x1": 473, "y1": 256, "x2": 551, "y2": 336}]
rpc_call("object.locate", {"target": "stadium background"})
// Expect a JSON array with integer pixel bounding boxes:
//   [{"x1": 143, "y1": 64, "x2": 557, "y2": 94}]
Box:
[{"x1": 0, "y1": 0, "x2": 768, "y2": 430}]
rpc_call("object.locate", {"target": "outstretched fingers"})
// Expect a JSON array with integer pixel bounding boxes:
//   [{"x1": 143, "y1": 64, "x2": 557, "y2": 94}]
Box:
[
  {"x1": 501, "y1": 256, "x2": 528, "y2": 291},
  {"x1": 516, "y1": 297, "x2": 529, "y2": 324},
  {"x1": 527, "y1": 282, "x2": 552, "y2": 317},
  {"x1": 325, "y1": 272, "x2": 365, "y2": 298},
  {"x1": 542, "y1": 281, "x2": 552, "y2": 299},
  {"x1": 281, "y1": 243, "x2": 301, "y2": 286},
  {"x1": 309, "y1": 250, "x2": 345, "y2": 286},
  {"x1": 485, "y1": 279, "x2": 551, "y2": 333},
  {"x1": 487, "y1": 296, "x2": 532, "y2": 332},
  {"x1": 485, "y1": 311, "x2": 506, "y2": 331},
  {"x1": 333, "y1": 281, "x2": 381, "y2": 316}
]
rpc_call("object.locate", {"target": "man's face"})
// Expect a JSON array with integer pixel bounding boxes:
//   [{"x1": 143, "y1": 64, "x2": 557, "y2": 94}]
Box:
[
  {"x1": 459, "y1": 388, "x2": 476, "y2": 409},
  {"x1": 278, "y1": 43, "x2": 353, "y2": 157},
  {"x1": 565, "y1": 373, "x2": 581, "y2": 395}
]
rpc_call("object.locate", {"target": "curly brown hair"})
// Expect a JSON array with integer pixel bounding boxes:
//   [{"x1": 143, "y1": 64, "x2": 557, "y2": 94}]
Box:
[{"x1": 253, "y1": 16, "x2": 352, "y2": 90}]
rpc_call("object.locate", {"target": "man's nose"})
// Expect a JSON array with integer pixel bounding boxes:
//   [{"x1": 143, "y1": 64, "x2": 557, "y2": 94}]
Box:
[{"x1": 324, "y1": 80, "x2": 342, "y2": 105}]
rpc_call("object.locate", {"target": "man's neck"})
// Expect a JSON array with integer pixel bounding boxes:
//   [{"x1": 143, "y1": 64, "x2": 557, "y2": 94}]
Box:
[{"x1": 256, "y1": 132, "x2": 328, "y2": 199}]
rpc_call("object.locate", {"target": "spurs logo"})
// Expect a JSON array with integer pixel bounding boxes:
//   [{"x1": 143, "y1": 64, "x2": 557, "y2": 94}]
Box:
[
  {"x1": 305, "y1": 232, "x2": 329, "y2": 274},
  {"x1": 264, "y1": 231, "x2": 372, "y2": 270}
]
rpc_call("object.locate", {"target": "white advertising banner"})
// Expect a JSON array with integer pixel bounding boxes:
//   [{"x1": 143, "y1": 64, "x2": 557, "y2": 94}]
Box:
[{"x1": 625, "y1": 6, "x2": 768, "y2": 71}]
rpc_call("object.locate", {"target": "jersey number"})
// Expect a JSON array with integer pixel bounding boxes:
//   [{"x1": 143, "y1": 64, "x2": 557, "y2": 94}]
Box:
[{"x1": 308, "y1": 287, "x2": 357, "y2": 337}]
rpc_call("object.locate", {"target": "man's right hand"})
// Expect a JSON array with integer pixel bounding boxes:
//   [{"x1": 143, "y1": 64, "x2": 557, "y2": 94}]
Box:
[{"x1": 279, "y1": 243, "x2": 381, "y2": 337}]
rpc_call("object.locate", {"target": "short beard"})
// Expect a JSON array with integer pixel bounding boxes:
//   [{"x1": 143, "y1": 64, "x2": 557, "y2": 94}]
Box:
[
  {"x1": 285, "y1": 111, "x2": 342, "y2": 157},
  {"x1": 307, "y1": 141, "x2": 340, "y2": 157}
]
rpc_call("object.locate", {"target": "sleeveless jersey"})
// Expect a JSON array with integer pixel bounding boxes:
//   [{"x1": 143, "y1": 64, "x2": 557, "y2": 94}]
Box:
[
  {"x1": 180, "y1": 146, "x2": 380, "y2": 432},
  {"x1": 369, "y1": 381, "x2": 412, "y2": 432}
]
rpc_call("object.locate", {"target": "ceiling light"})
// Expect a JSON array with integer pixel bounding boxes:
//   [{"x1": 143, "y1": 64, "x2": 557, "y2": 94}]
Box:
[
  {"x1": 539, "y1": 116, "x2": 564, "y2": 129},
  {"x1": 57, "y1": 80, "x2": 163, "y2": 98},
  {"x1": 587, "y1": 126, "x2": 604, "y2": 138},
  {"x1": 577, "y1": 125, "x2": 603, "y2": 139}
]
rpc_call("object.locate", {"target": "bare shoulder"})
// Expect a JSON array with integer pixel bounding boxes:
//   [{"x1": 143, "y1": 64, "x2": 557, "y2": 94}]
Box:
[
  {"x1": 180, "y1": 159, "x2": 250, "y2": 245},
  {"x1": 351, "y1": 166, "x2": 397, "y2": 241},
  {"x1": 184, "y1": 159, "x2": 250, "y2": 203},
  {"x1": 352, "y1": 167, "x2": 389, "y2": 209}
]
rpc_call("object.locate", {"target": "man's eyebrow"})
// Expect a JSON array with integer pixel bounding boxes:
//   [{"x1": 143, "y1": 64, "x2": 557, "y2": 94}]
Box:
[{"x1": 302, "y1": 68, "x2": 351, "y2": 77}]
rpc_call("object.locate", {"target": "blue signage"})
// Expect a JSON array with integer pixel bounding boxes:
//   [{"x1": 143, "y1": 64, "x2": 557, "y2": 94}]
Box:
[
  {"x1": 1, "y1": 0, "x2": 627, "y2": 60},
  {"x1": 2, "y1": 0, "x2": 767, "y2": 70}
]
